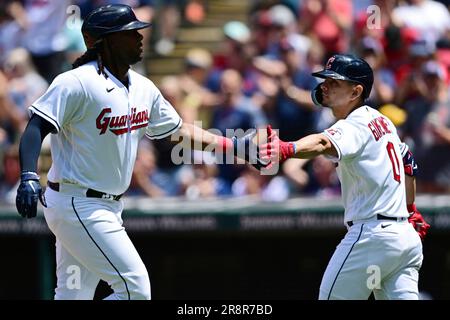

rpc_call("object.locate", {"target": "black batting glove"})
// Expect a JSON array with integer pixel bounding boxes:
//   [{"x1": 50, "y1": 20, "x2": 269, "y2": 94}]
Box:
[
  {"x1": 232, "y1": 129, "x2": 270, "y2": 171},
  {"x1": 16, "y1": 171, "x2": 47, "y2": 218}
]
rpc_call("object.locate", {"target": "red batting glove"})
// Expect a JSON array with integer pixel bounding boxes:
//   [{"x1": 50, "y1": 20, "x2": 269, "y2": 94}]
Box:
[
  {"x1": 259, "y1": 125, "x2": 296, "y2": 166},
  {"x1": 407, "y1": 204, "x2": 430, "y2": 241}
]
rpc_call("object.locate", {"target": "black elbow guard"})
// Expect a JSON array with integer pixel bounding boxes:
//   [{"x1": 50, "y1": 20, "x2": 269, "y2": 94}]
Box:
[{"x1": 403, "y1": 150, "x2": 418, "y2": 177}]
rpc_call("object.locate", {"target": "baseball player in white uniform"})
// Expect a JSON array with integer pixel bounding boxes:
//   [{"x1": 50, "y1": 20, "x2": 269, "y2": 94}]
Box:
[
  {"x1": 260, "y1": 54, "x2": 428, "y2": 300},
  {"x1": 15, "y1": 4, "x2": 266, "y2": 300}
]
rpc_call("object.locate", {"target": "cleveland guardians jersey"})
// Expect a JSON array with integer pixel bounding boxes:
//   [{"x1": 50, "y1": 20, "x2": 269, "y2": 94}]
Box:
[
  {"x1": 29, "y1": 61, "x2": 182, "y2": 195},
  {"x1": 322, "y1": 106, "x2": 409, "y2": 223}
]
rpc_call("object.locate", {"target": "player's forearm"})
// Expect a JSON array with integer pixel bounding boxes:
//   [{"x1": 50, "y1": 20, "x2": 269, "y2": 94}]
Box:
[
  {"x1": 19, "y1": 115, "x2": 53, "y2": 172},
  {"x1": 292, "y1": 134, "x2": 337, "y2": 159},
  {"x1": 178, "y1": 122, "x2": 232, "y2": 152},
  {"x1": 402, "y1": 148, "x2": 418, "y2": 210},
  {"x1": 405, "y1": 175, "x2": 416, "y2": 206},
  {"x1": 19, "y1": 123, "x2": 44, "y2": 172}
]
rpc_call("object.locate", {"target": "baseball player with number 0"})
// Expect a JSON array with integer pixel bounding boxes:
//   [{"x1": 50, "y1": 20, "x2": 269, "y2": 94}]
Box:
[
  {"x1": 15, "y1": 4, "x2": 267, "y2": 300},
  {"x1": 260, "y1": 54, "x2": 430, "y2": 300}
]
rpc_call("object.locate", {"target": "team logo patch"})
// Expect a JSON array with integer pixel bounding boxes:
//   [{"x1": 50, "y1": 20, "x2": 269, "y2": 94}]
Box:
[
  {"x1": 326, "y1": 56, "x2": 336, "y2": 70},
  {"x1": 96, "y1": 107, "x2": 149, "y2": 135},
  {"x1": 326, "y1": 128, "x2": 342, "y2": 140}
]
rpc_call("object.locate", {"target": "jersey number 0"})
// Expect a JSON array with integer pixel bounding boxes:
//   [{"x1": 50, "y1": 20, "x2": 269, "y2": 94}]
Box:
[{"x1": 386, "y1": 142, "x2": 401, "y2": 183}]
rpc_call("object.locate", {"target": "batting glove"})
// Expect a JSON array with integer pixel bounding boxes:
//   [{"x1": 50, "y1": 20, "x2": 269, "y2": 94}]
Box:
[
  {"x1": 16, "y1": 171, "x2": 47, "y2": 218},
  {"x1": 408, "y1": 204, "x2": 430, "y2": 241},
  {"x1": 218, "y1": 130, "x2": 270, "y2": 170},
  {"x1": 259, "y1": 125, "x2": 296, "y2": 168}
]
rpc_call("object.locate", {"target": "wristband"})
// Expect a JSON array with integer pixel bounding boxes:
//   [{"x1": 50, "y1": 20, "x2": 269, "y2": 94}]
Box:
[
  {"x1": 21, "y1": 171, "x2": 40, "y2": 181},
  {"x1": 290, "y1": 142, "x2": 297, "y2": 155}
]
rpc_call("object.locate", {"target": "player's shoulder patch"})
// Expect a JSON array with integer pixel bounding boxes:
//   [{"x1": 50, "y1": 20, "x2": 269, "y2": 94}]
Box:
[{"x1": 325, "y1": 128, "x2": 343, "y2": 140}]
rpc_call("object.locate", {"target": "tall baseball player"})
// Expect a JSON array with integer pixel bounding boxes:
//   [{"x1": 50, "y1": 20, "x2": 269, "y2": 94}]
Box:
[
  {"x1": 260, "y1": 54, "x2": 430, "y2": 299},
  {"x1": 15, "y1": 4, "x2": 266, "y2": 300}
]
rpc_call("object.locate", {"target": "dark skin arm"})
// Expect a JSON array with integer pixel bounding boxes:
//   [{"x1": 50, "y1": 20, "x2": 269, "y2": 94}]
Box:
[{"x1": 19, "y1": 114, "x2": 55, "y2": 172}]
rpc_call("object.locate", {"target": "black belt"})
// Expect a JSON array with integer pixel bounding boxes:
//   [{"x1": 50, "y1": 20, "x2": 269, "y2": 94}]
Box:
[
  {"x1": 347, "y1": 214, "x2": 407, "y2": 227},
  {"x1": 47, "y1": 181, "x2": 123, "y2": 201}
]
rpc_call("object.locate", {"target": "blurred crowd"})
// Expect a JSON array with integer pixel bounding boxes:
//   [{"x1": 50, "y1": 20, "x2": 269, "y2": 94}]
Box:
[{"x1": 1, "y1": 0, "x2": 450, "y2": 204}]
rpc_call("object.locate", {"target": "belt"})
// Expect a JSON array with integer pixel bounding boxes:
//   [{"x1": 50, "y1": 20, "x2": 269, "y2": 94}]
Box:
[
  {"x1": 346, "y1": 214, "x2": 408, "y2": 227},
  {"x1": 47, "y1": 181, "x2": 123, "y2": 201}
]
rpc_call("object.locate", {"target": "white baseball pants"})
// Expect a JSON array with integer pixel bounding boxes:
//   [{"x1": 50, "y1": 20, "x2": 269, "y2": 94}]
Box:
[
  {"x1": 319, "y1": 219, "x2": 423, "y2": 300},
  {"x1": 43, "y1": 187, "x2": 151, "y2": 300}
]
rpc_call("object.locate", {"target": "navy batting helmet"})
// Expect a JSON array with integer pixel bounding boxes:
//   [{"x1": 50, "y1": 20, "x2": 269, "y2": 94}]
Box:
[
  {"x1": 82, "y1": 4, "x2": 151, "y2": 38},
  {"x1": 311, "y1": 54, "x2": 374, "y2": 106}
]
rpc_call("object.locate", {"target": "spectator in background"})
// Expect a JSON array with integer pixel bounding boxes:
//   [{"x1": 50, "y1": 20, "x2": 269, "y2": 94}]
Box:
[
  {"x1": 0, "y1": 1, "x2": 23, "y2": 67},
  {"x1": 0, "y1": 69, "x2": 25, "y2": 144},
  {"x1": 303, "y1": 156, "x2": 341, "y2": 198},
  {"x1": 0, "y1": 144, "x2": 21, "y2": 204},
  {"x1": 252, "y1": 38, "x2": 319, "y2": 141},
  {"x1": 402, "y1": 60, "x2": 450, "y2": 193},
  {"x1": 232, "y1": 164, "x2": 290, "y2": 202},
  {"x1": 299, "y1": 0, "x2": 353, "y2": 57},
  {"x1": 15, "y1": 0, "x2": 71, "y2": 83},
  {"x1": 395, "y1": 39, "x2": 437, "y2": 105},
  {"x1": 0, "y1": 66, "x2": 26, "y2": 203},
  {"x1": 436, "y1": 37, "x2": 450, "y2": 85},
  {"x1": 151, "y1": 75, "x2": 189, "y2": 193},
  {"x1": 282, "y1": 156, "x2": 340, "y2": 198},
  {"x1": 282, "y1": 158, "x2": 310, "y2": 195},
  {"x1": 127, "y1": 140, "x2": 177, "y2": 197},
  {"x1": 251, "y1": 55, "x2": 286, "y2": 126},
  {"x1": 178, "y1": 150, "x2": 230, "y2": 199},
  {"x1": 249, "y1": 8, "x2": 272, "y2": 56},
  {"x1": 392, "y1": 0, "x2": 450, "y2": 44},
  {"x1": 264, "y1": 4, "x2": 299, "y2": 57},
  {"x1": 353, "y1": 0, "x2": 398, "y2": 42},
  {"x1": 160, "y1": 75, "x2": 195, "y2": 124},
  {"x1": 359, "y1": 36, "x2": 396, "y2": 108},
  {"x1": 220, "y1": 20, "x2": 251, "y2": 68},
  {"x1": 178, "y1": 47, "x2": 218, "y2": 128},
  {"x1": 3, "y1": 48, "x2": 48, "y2": 121},
  {"x1": 274, "y1": 37, "x2": 320, "y2": 141},
  {"x1": 212, "y1": 69, "x2": 265, "y2": 188},
  {"x1": 210, "y1": 20, "x2": 260, "y2": 98},
  {"x1": 153, "y1": 0, "x2": 180, "y2": 56},
  {"x1": 212, "y1": 69, "x2": 266, "y2": 134}
]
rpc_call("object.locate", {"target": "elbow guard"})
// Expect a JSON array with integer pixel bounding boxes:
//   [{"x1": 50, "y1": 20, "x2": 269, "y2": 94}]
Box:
[{"x1": 403, "y1": 150, "x2": 418, "y2": 177}]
